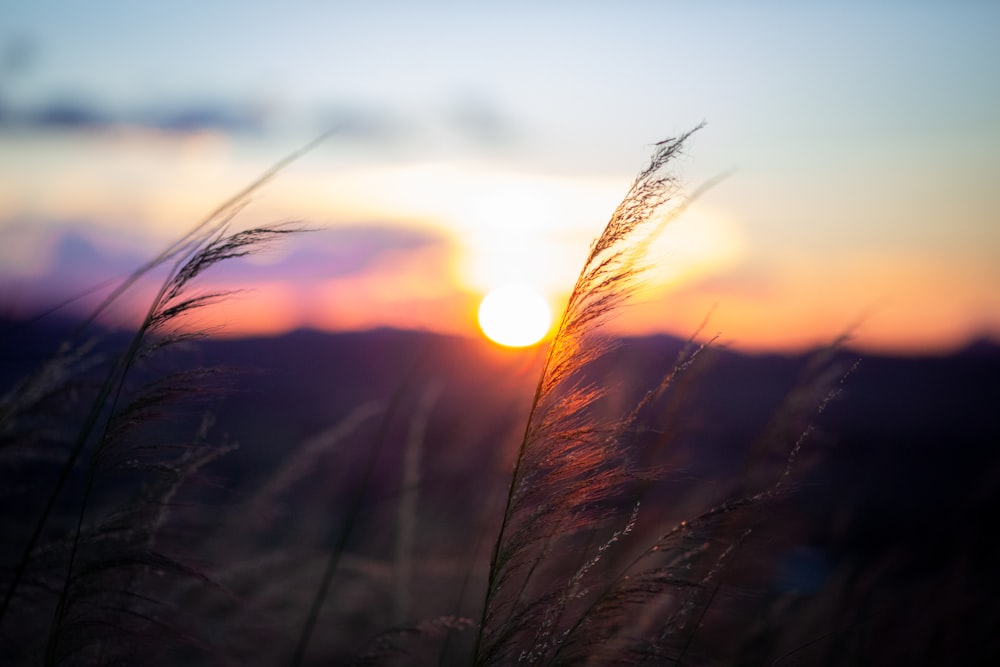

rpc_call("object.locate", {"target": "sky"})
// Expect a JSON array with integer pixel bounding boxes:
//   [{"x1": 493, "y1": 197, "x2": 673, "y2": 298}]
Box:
[{"x1": 1, "y1": 1, "x2": 998, "y2": 353}]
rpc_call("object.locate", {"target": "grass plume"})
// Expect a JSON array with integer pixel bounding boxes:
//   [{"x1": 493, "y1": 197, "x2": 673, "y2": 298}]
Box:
[
  {"x1": 474, "y1": 126, "x2": 706, "y2": 665},
  {"x1": 473, "y1": 126, "x2": 850, "y2": 666},
  {"x1": 0, "y1": 139, "x2": 318, "y2": 663}
]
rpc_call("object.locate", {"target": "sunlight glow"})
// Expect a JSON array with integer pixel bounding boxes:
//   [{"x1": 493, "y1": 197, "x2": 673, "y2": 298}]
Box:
[{"x1": 478, "y1": 284, "x2": 552, "y2": 347}]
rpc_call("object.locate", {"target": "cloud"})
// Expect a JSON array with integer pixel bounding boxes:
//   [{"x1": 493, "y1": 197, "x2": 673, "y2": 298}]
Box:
[
  {"x1": 0, "y1": 98, "x2": 110, "y2": 131},
  {"x1": 48, "y1": 228, "x2": 147, "y2": 276},
  {"x1": 313, "y1": 91, "x2": 519, "y2": 151},
  {"x1": 445, "y1": 89, "x2": 516, "y2": 145},
  {"x1": 0, "y1": 220, "x2": 456, "y2": 327},
  {"x1": 318, "y1": 105, "x2": 411, "y2": 143},
  {"x1": 137, "y1": 103, "x2": 269, "y2": 134},
  {"x1": 0, "y1": 221, "x2": 148, "y2": 280},
  {"x1": 213, "y1": 224, "x2": 452, "y2": 282},
  {"x1": 0, "y1": 82, "x2": 519, "y2": 157},
  {"x1": 0, "y1": 221, "x2": 156, "y2": 320},
  {"x1": 0, "y1": 219, "x2": 452, "y2": 291},
  {"x1": 0, "y1": 96, "x2": 270, "y2": 135}
]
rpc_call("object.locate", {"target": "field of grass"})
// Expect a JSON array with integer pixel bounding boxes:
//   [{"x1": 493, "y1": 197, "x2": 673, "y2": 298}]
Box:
[{"x1": 2, "y1": 131, "x2": 998, "y2": 665}]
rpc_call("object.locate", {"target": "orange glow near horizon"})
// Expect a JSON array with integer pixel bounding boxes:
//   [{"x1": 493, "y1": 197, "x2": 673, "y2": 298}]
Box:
[
  {"x1": 3, "y1": 138, "x2": 999, "y2": 355},
  {"x1": 20, "y1": 259, "x2": 993, "y2": 355},
  {"x1": 10, "y1": 224, "x2": 997, "y2": 355}
]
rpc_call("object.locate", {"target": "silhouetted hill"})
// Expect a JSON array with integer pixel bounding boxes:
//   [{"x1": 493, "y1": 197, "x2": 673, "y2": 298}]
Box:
[{"x1": 3, "y1": 317, "x2": 1000, "y2": 662}]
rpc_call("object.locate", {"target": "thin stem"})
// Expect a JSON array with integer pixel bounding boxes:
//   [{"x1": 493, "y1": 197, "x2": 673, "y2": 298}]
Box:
[
  {"x1": 1, "y1": 134, "x2": 327, "y2": 634},
  {"x1": 289, "y1": 351, "x2": 426, "y2": 667}
]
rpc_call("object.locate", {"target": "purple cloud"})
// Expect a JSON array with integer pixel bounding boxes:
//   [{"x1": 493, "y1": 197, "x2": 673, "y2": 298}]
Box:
[
  {"x1": 0, "y1": 220, "x2": 453, "y2": 315},
  {"x1": 209, "y1": 224, "x2": 451, "y2": 282}
]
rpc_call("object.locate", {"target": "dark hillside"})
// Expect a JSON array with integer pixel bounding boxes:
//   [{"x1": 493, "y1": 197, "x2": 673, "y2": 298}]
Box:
[{"x1": 2, "y1": 317, "x2": 999, "y2": 663}]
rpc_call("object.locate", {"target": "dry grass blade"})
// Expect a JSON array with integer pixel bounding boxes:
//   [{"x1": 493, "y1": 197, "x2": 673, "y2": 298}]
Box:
[
  {"x1": 1, "y1": 138, "x2": 320, "y2": 663},
  {"x1": 547, "y1": 345, "x2": 858, "y2": 665},
  {"x1": 474, "y1": 126, "x2": 703, "y2": 666},
  {"x1": 0, "y1": 128, "x2": 322, "y2": 630},
  {"x1": 43, "y1": 221, "x2": 306, "y2": 663}
]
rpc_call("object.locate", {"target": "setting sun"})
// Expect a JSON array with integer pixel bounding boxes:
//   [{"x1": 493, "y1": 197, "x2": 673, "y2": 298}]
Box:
[{"x1": 477, "y1": 284, "x2": 552, "y2": 347}]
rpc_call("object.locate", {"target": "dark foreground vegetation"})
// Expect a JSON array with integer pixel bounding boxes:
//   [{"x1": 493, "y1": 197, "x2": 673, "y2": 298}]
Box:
[{"x1": 2, "y1": 132, "x2": 998, "y2": 665}]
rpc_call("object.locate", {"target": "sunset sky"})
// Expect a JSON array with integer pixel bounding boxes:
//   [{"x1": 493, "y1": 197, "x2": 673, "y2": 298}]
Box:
[{"x1": 1, "y1": 1, "x2": 998, "y2": 353}]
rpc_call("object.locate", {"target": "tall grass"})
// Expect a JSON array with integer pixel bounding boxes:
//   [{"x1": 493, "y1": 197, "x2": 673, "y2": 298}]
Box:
[
  {"x1": 0, "y1": 129, "x2": 850, "y2": 665},
  {"x1": 0, "y1": 136, "x2": 318, "y2": 663},
  {"x1": 467, "y1": 127, "x2": 850, "y2": 665}
]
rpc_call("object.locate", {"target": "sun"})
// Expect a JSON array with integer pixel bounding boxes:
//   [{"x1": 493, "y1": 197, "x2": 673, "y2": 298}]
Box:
[{"x1": 477, "y1": 284, "x2": 552, "y2": 347}]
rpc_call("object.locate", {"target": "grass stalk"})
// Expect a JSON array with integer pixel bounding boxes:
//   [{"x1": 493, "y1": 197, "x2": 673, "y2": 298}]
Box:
[
  {"x1": 1, "y1": 136, "x2": 324, "y2": 662},
  {"x1": 289, "y1": 372, "x2": 413, "y2": 666},
  {"x1": 473, "y1": 126, "x2": 703, "y2": 665}
]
